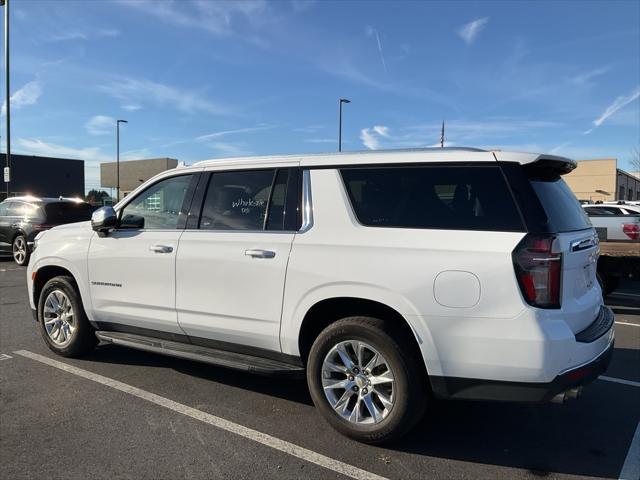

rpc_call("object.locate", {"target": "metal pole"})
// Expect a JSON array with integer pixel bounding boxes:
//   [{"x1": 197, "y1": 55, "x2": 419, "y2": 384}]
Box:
[
  {"x1": 338, "y1": 98, "x2": 350, "y2": 152},
  {"x1": 3, "y1": 0, "x2": 10, "y2": 198},
  {"x1": 338, "y1": 101, "x2": 343, "y2": 152},
  {"x1": 116, "y1": 121, "x2": 120, "y2": 202}
]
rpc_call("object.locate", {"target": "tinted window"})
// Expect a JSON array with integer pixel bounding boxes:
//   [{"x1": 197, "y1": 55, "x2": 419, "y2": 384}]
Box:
[
  {"x1": 0, "y1": 202, "x2": 8, "y2": 216},
  {"x1": 120, "y1": 175, "x2": 192, "y2": 229},
  {"x1": 529, "y1": 177, "x2": 592, "y2": 232},
  {"x1": 341, "y1": 165, "x2": 524, "y2": 231},
  {"x1": 6, "y1": 201, "x2": 42, "y2": 219},
  {"x1": 583, "y1": 207, "x2": 613, "y2": 216},
  {"x1": 200, "y1": 170, "x2": 275, "y2": 231},
  {"x1": 44, "y1": 202, "x2": 93, "y2": 224}
]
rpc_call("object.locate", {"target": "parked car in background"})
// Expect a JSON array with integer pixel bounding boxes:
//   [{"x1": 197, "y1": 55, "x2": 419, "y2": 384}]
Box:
[
  {"x1": 0, "y1": 196, "x2": 93, "y2": 266},
  {"x1": 584, "y1": 203, "x2": 640, "y2": 215},
  {"x1": 27, "y1": 148, "x2": 614, "y2": 444},
  {"x1": 582, "y1": 203, "x2": 640, "y2": 294},
  {"x1": 582, "y1": 204, "x2": 640, "y2": 241}
]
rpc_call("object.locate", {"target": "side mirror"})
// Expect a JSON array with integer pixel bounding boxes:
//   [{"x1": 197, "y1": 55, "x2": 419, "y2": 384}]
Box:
[{"x1": 91, "y1": 206, "x2": 118, "y2": 237}]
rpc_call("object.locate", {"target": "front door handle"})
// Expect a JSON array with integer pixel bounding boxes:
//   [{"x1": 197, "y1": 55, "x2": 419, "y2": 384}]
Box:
[
  {"x1": 149, "y1": 244, "x2": 174, "y2": 254},
  {"x1": 245, "y1": 249, "x2": 276, "y2": 259}
]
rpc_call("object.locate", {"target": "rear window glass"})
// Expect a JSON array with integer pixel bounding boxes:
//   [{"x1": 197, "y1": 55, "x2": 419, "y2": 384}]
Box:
[
  {"x1": 340, "y1": 165, "x2": 524, "y2": 231},
  {"x1": 529, "y1": 177, "x2": 591, "y2": 232},
  {"x1": 44, "y1": 202, "x2": 93, "y2": 223}
]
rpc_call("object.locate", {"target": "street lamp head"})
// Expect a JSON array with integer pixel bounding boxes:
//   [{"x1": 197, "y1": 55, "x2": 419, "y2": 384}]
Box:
[
  {"x1": 117, "y1": 119, "x2": 128, "y2": 124},
  {"x1": 340, "y1": 98, "x2": 351, "y2": 104}
]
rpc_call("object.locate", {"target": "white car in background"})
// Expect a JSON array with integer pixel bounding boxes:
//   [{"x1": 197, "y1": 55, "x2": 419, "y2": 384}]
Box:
[
  {"x1": 582, "y1": 204, "x2": 640, "y2": 241},
  {"x1": 27, "y1": 148, "x2": 614, "y2": 443}
]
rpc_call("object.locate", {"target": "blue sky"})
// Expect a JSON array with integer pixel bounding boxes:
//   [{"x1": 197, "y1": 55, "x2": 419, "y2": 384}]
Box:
[{"x1": 2, "y1": 0, "x2": 639, "y2": 192}]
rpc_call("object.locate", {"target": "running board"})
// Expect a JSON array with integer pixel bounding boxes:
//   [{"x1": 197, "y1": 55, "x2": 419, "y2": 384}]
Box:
[{"x1": 95, "y1": 331, "x2": 305, "y2": 378}]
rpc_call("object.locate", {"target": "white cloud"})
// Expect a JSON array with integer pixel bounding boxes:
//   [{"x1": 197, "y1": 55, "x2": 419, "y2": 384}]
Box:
[
  {"x1": 359, "y1": 119, "x2": 562, "y2": 150},
  {"x1": 209, "y1": 142, "x2": 253, "y2": 156},
  {"x1": 85, "y1": 115, "x2": 115, "y2": 136},
  {"x1": 121, "y1": 104, "x2": 142, "y2": 112},
  {"x1": 1, "y1": 80, "x2": 43, "y2": 116},
  {"x1": 365, "y1": 26, "x2": 387, "y2": 73},
  {"x1": 294, "y1": 124, "x2": 324, "y2": 133},
  {"x1": 49, "y1": 28, "x2": 120, "y2": 42},
  {"x1": 570, "y1": 66, "x2": 610, "y2": 85},
  {"x1": 360, "y1": 128, "x2": 382, "y2": 150},
  {"x1": 98, "y1": 77, "x2": 230, "y2": 115},
  {"x1": 117, "y1": 0, "x2": 270, "y2": 45},
  {"x1": 196, "y1": 124, "x2": 275, "y2": 141},
  {"x1": 458, "y1": 17, "x2": 489, "y2": 45},
  {"x1": 372, "y1": 125, "x2": 390, "y2": 137},
  {"x1": 15, "y1": 138, "x2": 109, "y2": 163},
  {"x1": 584, "y1": 86, "x2": 640, "y2": 134},
  {"x1": 305, "y1": 138, "x2": 335, "y2": 144}
]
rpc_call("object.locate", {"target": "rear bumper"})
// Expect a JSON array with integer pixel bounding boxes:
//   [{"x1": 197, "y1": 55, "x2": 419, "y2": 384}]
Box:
[{"x1": 430, "y1": 338, "x2": 614, "y2": 402}]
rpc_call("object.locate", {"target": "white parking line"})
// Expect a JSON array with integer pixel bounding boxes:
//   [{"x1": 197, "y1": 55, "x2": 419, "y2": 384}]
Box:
[
  {"x1": 619, "y1": 422, "x2": 640, "y2": 480},
  {"x1": 599, "y1": 376, "x2": 640, "y2": 388},
  {"x1": 615, "y1": 321, "x2": 640, "y2": 327},
  {"x1": 14, "y1": 350, "x2": 387, "y2": 480}
]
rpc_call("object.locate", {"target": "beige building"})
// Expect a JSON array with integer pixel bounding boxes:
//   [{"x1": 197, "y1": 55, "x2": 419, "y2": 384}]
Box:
[
  {"x1": 101, "y1": 157, "x2": 179, "y2": 199},
  {"x1": 563, "y1": 158, "x2": 640, "y2": 202}
]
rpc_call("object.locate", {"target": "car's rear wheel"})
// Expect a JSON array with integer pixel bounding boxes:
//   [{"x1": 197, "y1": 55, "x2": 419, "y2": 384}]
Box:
[
  {"x1": 307, "y1": 316, "x2": 427, "y2": 444},
  {"x1": 38, "y1": 276, "x2": 97, "y2": 357},
  {"x1": 12, "y1": 235, "x2": 29, "y2": 266}
]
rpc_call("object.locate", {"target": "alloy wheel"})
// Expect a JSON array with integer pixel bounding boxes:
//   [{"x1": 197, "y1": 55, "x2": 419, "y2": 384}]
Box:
[
  {"x1": 43, "y1": 289, "x2": 76, "y2": 347},
  {"x1": 321, "y1": 340, "x2": 395, "y2": 425}
]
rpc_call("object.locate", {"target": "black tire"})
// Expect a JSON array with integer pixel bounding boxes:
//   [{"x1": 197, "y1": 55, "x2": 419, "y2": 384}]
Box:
[
  {"x1": 597, "y1": 272, "x2": 619, "y2": 296},
  {"x1": 12, "y1": 234, "x2": 30, "y2": 266},
  {"x1": 306, "y1": 316, "x2": 427, "y2": 444},
  {"x1": 37, "y1": 276, "x2": 97, "y2": 357}
]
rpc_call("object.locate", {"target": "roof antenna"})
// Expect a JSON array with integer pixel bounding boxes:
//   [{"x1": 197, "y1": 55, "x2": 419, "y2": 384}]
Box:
[{"x1": 440, "y1": 120, "x2": 445, "y2": 148}]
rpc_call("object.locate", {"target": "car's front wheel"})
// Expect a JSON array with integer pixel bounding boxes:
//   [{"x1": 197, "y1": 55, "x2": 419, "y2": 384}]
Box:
[
  {"x1": 307, "y1": 316, "x2": 427, "y2": 444},
  {"x1": 12, "y1": 234, "x2": 30, "y2": 266},
  {"x1": 37, "y1": 276, "x2": 97, "y2": 357}
]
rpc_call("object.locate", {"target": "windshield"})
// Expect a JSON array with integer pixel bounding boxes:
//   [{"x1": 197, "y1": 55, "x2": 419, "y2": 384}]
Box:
[
  {"x1": 44, "y1": 202, "x2": 93, "y2": 224},
  {"x1": 529, "y1": 177, "x2": 592, "y2": 232}
]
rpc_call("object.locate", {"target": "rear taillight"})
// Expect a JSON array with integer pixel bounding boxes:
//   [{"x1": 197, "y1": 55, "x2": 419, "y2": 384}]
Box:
[
  {"x1": 512, "y1": 234, "x2": 562, "y2": 309},
  {"x1": 622, "y1": 223, "x2": 640, "y2": 240}
]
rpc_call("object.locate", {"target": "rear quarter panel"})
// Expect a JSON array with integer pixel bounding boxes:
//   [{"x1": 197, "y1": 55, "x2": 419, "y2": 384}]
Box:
[{"x1": 280, "y1": 169, "x2": 527, "y2": 377}]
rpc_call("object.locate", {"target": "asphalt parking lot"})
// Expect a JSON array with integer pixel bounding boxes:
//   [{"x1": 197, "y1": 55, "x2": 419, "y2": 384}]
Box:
[{"x1": 1, "y1": 259, "x2": 639, "y2": 480}]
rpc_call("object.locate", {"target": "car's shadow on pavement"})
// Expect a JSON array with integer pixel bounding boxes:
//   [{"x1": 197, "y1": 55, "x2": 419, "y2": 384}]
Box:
[{"x1": 84, "y1": 343, "x2": 639, "y2": 479}]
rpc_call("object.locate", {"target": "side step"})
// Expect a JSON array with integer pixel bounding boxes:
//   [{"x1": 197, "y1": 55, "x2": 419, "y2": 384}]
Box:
[{"x1": 95, "y1": 331, "x2": 305, "y2": 378}]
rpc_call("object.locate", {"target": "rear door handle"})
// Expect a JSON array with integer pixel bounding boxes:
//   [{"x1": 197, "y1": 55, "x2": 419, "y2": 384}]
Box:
[
  {"x1": 245, "y1": 249, "x2": 276, "y2": 259},
  {"x1": 149, "y1": 244, "x2": 174, "y2": 254}
]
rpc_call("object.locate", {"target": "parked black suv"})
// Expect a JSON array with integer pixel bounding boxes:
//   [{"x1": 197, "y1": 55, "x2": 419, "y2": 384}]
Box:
[{"x1": 0, "y1": 196, "x2": 93, "y2": 265}]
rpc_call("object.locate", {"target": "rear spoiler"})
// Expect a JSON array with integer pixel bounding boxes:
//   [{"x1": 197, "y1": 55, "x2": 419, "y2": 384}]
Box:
[
  {"x1": 529, "y1": 155, "x2": 577, "y2": 175},
  {"x1": 492, "y1": 151, "x2": 576, "y2": 175}
]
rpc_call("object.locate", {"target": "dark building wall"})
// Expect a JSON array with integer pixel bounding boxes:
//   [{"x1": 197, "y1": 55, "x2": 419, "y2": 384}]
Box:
[{"x1": 1, "y1": 154, "x2": 85, "y2": 200}]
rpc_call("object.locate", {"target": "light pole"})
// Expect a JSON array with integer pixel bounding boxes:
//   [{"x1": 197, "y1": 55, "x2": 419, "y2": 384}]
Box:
[
  {"x1": 2, "y1": 0, "x2": 10, "y2": 199},
  {"x1": 116, "y1": 119, "x2": 128, "y2": 202},
  {"x1": 338, "y1": 98, "x2": 350, "y2": 152}
]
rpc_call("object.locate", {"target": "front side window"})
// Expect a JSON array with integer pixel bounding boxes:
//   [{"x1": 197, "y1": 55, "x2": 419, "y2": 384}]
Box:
[
  {"x1": 120, "y1": 175, "x2": 192, "y2": 229},
  {"x1": 341, "y1": 165, "x2": 524, "y2": 231}
]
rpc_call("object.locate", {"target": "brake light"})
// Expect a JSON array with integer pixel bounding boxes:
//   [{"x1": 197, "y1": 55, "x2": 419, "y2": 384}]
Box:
[
  {"x1": 512, "y1": 234, "x2": 562, "y2": 308},
  {"x1": 622, "y1": 223, "x2": 640, "y2": 240}
]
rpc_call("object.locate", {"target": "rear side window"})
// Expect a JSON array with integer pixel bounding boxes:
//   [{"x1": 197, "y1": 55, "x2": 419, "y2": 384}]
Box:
[
  {"x1": 199, "y1": 168, "x2": 300, "y2": 231},
  {"x1": 44, "y1": 202, "x2": 93, "y2": 223},
  {"x1": 340, "y1": 165, "x2": 524, "y2": 231},
  {"x1": 528, "y1": 177, "x2": 591, "y2": 232}
]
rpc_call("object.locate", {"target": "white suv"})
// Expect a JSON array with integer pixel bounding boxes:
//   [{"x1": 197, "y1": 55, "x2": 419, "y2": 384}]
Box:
[{"x1": 27, "y1": 148, "x2": 614, "y2": 443}]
